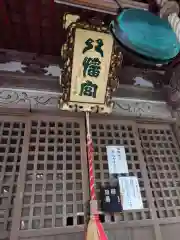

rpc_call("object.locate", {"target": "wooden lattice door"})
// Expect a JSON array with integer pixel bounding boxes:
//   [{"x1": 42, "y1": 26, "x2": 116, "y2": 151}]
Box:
[
  {"x1": 138, "y1": 124, "x2": 180, "y2": 219},
  {"x1": 88, "y1": 117, "x2": 160, "y2": 240},
  {"x1": 0, "y1": 116, "x2": 26, "y2": 240},
  {"x1": 1, "y1": 113, "x2": 180, "y2": 240},
  {"x1": 9, "y1": 114, "x2": 89, "y2": 240}
]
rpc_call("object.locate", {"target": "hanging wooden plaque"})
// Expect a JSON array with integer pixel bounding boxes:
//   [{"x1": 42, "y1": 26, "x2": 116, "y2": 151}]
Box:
[
  {"x1": 70, "y1": 28, "x2": 113, "y2": 104},
  {"x1": 60, "y1": 20, "x2": 122, "y2": 113}
]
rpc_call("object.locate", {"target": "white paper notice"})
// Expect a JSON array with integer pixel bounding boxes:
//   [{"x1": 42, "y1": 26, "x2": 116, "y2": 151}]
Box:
[
  {"x1": 119, "y1": 176, "x2": 143, "y2": 210},
  {"x1": 106, "y1": 146, "x2": 128, "y2": 174}
]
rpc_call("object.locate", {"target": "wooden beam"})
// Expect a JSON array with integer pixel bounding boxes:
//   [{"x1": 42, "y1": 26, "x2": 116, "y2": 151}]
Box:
[
  {"x1": 0, "y1": 0, "x2": 10, "y2": 25},
  {"x1": 19, "y1": 0, "x2": 30, "y2": 51},
  {"x1": 0, "y1": 48, "x2": 61, "y2": 65},
  {"x1": 115, "y1": 0, "x2": 148, "y2": 10},
  {"x1": 55, "y1": 0, "x2": 118, "y2": 14},
  {"x1": 5, "y1": 0, "x2": 21, "y2": 49},
  {"x1": 26, "y1": 0, "x2": 42, "y2": 53},
  {"x1": 0, "y1": 0, "x2": 12, "y2": 47},
  {"x1": 50, "y1": 0, "x2": 58, "y2": 55},
  {"x1": 54, "y1": 0, "x2": 148, "y2": 14},
  {"x1": 0, "y1": 70, "x2": 165, "y2": 103},
  {"x1": 0, "y1": 71, "x2": 60, "y2": 91}
]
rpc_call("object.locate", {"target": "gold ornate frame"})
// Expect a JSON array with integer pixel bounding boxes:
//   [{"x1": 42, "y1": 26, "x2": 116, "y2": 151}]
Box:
[{"x1": 59, "y1": 15, "x2": 122, "y2": 113}]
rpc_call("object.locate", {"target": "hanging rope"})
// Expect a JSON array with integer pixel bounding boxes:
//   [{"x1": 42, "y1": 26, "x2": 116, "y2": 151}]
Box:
[
  {"x1": 155, "y1": 0, "x2": 180, "y2": 42},
  {"x1": 168, "y1": 12, "x2": 180, "y2": 42},
  {"x1": 85, "y1": 112, "x2": 108, "y2": 240}
]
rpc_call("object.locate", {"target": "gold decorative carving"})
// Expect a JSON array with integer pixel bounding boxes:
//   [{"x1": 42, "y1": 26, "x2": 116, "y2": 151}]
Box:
[{"x1": 63, "y1": 13, "x2": 80, "y2": 29}]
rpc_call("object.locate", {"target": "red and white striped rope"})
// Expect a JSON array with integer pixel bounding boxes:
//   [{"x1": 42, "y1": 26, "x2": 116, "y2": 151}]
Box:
[
  {"x1": 87, "y1": 135, "x2": 96, "y2": 201},
  {"x1": 86, "y1": 112, "x2": 108, "y2": 240}
]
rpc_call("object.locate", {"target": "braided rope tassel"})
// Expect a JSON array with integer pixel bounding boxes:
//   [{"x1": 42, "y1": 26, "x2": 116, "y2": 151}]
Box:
[{"x1": 86, "y1": 112, "x2": 108, "y2": 240}]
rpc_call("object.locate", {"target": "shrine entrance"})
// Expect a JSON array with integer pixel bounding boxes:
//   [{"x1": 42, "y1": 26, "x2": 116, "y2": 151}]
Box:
[{"x1": 0, "y1": 111, "x2": 180, "y2": 240}]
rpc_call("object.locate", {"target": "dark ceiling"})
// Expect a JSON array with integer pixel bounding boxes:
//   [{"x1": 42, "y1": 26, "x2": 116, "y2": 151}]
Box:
[
  {"x1": 0, "y1": 0, "x2": 114, "y2": 56},
  {"x1": 0, "y1": 0, "x2": 150, "y2": 56}
]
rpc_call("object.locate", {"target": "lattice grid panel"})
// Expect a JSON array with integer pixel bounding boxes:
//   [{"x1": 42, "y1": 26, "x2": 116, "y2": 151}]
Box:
[
  {"x1": 138, "y1": 124, "x2": 180, "y2": 219},
  {"x1": 19, "y1": 120, "x2": 86, "y2": 231},
  {"x1": 90, "y1": 120, "x2": 151, "y2": 223},
  {"x1": 0, "y1": 121, "x2": 25, "y2": 233}
]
